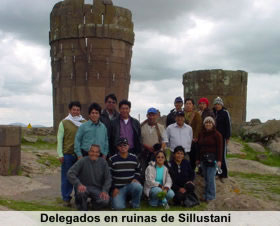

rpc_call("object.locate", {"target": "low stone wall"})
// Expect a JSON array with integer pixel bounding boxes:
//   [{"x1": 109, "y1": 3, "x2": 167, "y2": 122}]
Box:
[{"x1": 0, "y1": 126, "x2": 21, "y2": 175}]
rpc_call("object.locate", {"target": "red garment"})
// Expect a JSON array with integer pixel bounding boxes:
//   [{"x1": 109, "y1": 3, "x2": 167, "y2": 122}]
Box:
[{"x1": 197, "y1": 128, "x2": 223, "y2": 162}]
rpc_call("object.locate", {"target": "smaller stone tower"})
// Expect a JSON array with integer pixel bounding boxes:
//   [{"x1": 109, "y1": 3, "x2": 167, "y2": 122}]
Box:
[{"x1": 183, "y1": 69, "x2": 248, "y2": 126}]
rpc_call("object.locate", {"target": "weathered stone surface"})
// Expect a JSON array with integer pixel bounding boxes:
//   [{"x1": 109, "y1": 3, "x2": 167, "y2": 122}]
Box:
[
  {"x1": 23, "y1": 136, "x2": 38, "y2": 143},
  {"x1": 50, "y1": 0, "x2": 134, "y2": 130},
  {"x1": 247, "y1": 142, "x2": 266, "y2": 153},
  {"x1": 182, "y1": 69, "x2": 247, "y2": 126},
  {"x1": 41, "y1": 136, "x2": 57, "y2": 144},
  {"x1": 0, "y1": 145, "x2": 21, "y2": 176},
  {"x1": 0, "y1": 126, "x2": 21, "y2": 146},
  {"x1": 268, "y1": 138, "x2": 280, "y2": 156},
  {"x1": 227, "y1": 140, "x2": 244, "y2": 155},
  {"x1": 249, "y1": 119, "x2": 262, "y2": 126},
  {"x1": 242, "y1": 120, "x2": 280, "y2": 141}
]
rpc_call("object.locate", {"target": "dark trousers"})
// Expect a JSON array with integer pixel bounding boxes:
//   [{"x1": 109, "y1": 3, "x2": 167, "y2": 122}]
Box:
[
  {"x1": 173, "y1": 183, "x2": 195, "y2": 205},
  {"x1": 75, "y1": 186, "x2": 109, "y2": 211},
  {"x1": 188, "y1": 142, "x2": 197, "y2": 170},
  {"x1": 220, "y1": 139, "x2": 228, "y2": 178},
  {"x1": 61, "y1": 154, "x2": 76, "y2": 201}
]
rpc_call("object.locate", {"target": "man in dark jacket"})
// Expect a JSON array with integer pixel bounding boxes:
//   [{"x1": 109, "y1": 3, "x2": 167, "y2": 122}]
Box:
[
  {"x1": 213, "y1": 97, "x2": 231, "y2": 181},
  {"x1": 110, "y1": 99, "x2": 142, "y2": 155},
  {"x1": 166, "y1": 96, "x2": 183, "y2": 127},
  {"x1": 100, "y1": 93, "x2": 119, "y2": 136}
]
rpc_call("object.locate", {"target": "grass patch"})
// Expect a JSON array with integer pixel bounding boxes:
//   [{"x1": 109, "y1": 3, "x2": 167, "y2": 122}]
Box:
[
  {"x1": 229, "y1": 172, "x2": 280, "y2": 196},
  {"x1": 0, "y1": 198, "x2": 72, "y2": 211},
  {"x1": 22, "y1": 137, "x2": 57, "y2": 150},
  {"x1": 230, "y1": 137, "x2": 280, "y2": 167},
  {"x1": 37, "y1": 154, "x2": 60, "y2": 168}
]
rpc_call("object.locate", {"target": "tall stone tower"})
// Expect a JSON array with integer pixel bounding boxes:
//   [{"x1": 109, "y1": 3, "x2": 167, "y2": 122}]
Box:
[
  {"x1": 183, "y1": 69, "x2": 248, "y2": 127},
  {"x1": 49, "y1": 0, "x2": 134, "y2": 130}
]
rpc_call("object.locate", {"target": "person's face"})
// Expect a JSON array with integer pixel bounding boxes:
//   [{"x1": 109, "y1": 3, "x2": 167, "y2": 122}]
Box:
[
  {"x1": 117, "y1": 143, "x2": 129, "y2": 154},
  {"x1": 175, "y1": 115, "x2": 185, "y2": 126},
  {"x1": 156, "y1": 152, "x2": 165, "y2": 165},
  {"x1": 199, "y1": 102, "x2": 207, "y2": 111},
  {"x1": 174, "y1": 102, "x2": 183, "y2": 111},
  {"x1": 105, "y1": 97, "x2": 116, "y2": 112},
  {"x1": 69, "y1": 106, "x2": 81, "y2": 117},
  {"x1": 89, "y1": 109, "x2": 100, "y2": 123},
  {"x1": 214, "y1": 104, "x2": 223, "y2": 111},
  {"x1": 184, "y1": 100, "x2": 194, "y2": 112},
  {"x1": 119, "y1": 104, "x2": 130, "y2": 119},
  {"x1": 204, "y1": 121, "x2": 214, "y2": 131},
  {"x1": 88, "y1": 146, "x2": 100, "y2": 161},
  {"x1": 147, "y1": 113, "x2": 157, "y2": 125},
  {"x1": 174, "y1": 151, "x2": 184, "y2": 163}
]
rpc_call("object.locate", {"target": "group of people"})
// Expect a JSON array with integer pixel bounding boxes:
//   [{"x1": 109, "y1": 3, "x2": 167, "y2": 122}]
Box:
[{"x1": 57, "y1": 94, "x2": 231, "y2": 210}]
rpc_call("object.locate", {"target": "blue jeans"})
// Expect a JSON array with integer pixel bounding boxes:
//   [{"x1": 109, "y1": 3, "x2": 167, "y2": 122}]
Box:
[
  {"x1": 149, "y1": 187, "x2": 175, "y2": 207},
  {"x1": 112, "y1": 182, "x2": 143, "y2": 210},
  {"x1": 61, "y1": 154, "x2": 76, "y2": 201},
  {"x1": 201, "y1": 162, "x2": 217, "y2": 201}
]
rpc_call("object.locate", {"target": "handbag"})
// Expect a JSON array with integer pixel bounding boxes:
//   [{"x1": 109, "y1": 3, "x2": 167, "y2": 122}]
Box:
[
  {"x1": 202, "y1": 153, "x2": 216, "y2": 167},
  {"x1": 183, "y1": 192, "x2": 200, "y2": 208}
]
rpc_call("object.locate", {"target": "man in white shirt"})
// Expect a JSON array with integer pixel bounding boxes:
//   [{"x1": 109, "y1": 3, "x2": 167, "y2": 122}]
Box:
[{"x1": 166, "y1": 111, "x2": 193, "y2": 159}]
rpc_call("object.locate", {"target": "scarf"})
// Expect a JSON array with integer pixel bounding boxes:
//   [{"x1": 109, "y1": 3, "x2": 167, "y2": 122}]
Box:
[{"x1": 64, "y1": 114, "x2": 85, "y2": 127}]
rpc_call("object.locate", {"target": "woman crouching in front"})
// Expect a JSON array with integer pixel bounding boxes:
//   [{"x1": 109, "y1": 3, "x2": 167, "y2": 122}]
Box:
[
  {"x1": 144, "y1": 151, "x2": 175, "y2": 207},
  {"x1": 196, "y1": 116, "x2": 223, "y2": 203}
]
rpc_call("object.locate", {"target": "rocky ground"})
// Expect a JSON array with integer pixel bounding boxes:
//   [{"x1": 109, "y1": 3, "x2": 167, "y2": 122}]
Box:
[{"x1": 0, "y1": 125, "x2": 280, "y2": 211}]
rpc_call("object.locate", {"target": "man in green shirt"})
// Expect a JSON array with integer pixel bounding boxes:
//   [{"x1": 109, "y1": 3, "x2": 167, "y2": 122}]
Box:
[
  {"x1": 74, "y1": 103, "x2": 109, "y2": 159},
  {"x1": 57, "y1": 101, "x2": 86, "y2": 207}
]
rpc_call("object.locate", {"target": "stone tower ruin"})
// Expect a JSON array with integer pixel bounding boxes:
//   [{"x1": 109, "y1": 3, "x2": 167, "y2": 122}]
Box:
[
  {"x1": 49, "y1": 0, "x2": 134, "y2": 130},
  {"x1": 183, "y1": 69, "x2": 248, "y2": 127}
]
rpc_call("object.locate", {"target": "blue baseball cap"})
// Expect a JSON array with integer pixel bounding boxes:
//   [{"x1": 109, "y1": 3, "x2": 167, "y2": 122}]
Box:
[
  {"x1": 174, "y1": 96, "x2": 183, "y2": 103},
  {"x1": 147, "y1": 107, "x2": 158, "y2": 114}
]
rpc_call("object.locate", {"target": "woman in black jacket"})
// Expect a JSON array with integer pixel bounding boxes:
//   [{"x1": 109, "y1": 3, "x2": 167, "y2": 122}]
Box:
[
  {"x1": 169, "y1": 146, "x2": 195, "y2": 206},
  {"x1": 213, "y1": 97, "x2": 231, "y2": 181}
]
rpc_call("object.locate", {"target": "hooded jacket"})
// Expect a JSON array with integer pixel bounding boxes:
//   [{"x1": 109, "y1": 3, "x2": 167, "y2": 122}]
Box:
[{"x1": 144, "y1": 161, "x2": 172, "y2": 197}]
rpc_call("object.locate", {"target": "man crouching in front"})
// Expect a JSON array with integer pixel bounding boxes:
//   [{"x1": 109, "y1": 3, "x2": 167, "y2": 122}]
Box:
[
  {"x1": 67, "y1": 144, "x2": 111, "y2": 210},
  {"x1": 109, "y1": 138, "x2": 143, "y2": 210}
]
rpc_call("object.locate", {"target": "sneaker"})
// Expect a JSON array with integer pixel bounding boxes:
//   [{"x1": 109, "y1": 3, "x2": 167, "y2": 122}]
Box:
[{"x1": 63, "y1": 200, "x2": 72, "y2": 207}]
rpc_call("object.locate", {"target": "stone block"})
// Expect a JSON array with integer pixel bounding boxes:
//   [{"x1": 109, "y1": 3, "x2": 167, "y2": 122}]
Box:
[
  {"x1": 0, "y1": 145, "x2": 21, "y2": 176},
  {"x1": 0, "y1": 126, "x2": 21, "y2": 147}
]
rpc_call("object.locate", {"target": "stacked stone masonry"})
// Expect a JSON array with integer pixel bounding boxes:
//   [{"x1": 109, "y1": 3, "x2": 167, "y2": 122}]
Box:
[
  {"x1": 50, "y1": 0, "x2": 134, "y2": 130},
  {"x1": 0, "y1": 126, "x2": 21, "y2": 176},
  {"x1": 183, "y1": 69, "x2": 248, "y2": 126}
]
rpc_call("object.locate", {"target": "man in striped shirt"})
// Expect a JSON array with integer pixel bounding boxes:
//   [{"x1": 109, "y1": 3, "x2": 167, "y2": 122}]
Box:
[{"x1": 108, "y1": 138, "x2": 143, "y2": 210}]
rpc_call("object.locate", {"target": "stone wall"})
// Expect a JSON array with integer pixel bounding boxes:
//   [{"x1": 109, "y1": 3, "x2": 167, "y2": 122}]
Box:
[
  {"x1": 50, "y1": 0, "x2": 134, "y2": 130},
  {"x1": 183, "y1": 69, "x2": 248, "y2": 126},
  {"x1": 0, "y1": 126, "x2": 21, "y2": 176}
]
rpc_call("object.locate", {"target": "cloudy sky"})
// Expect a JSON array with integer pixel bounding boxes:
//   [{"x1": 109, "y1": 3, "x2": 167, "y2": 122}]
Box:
[{"x1": 0, "y1": 0, "x2": 279, "y2": 126}]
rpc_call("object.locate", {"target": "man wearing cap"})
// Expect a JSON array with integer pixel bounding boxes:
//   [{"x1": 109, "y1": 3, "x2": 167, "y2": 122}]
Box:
[
  {"x1": 108, "y1": 138, "x2": 143, "y2": 210},
  {"x1": 67, "y1": 144, "x2": 111, "y2": 210},
  {"x1": 140, "y1": 107, "x2": 168, "y2": 170},
  {"x1": 198, "y1": 97, "x2": 215, "y2": 121},
  {"x1": 166, "y1": 97, "x2": 183, "y2": 127},
  {"x1": 166, "y1": 111, "x2": 193, "y2": 158},
  {"x1": 213, "y1": 97, "x2": 231, "y2": 181}
]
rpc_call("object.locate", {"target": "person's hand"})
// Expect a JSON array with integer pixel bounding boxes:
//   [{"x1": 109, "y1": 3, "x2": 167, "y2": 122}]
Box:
[
  {"x1": 112, "y1": 188, "x2": 119, "y2": 198},
  {"x1": 217, "y1": 161, "x2": 222, "y2": 168},
  {"x1": 78, "y1": 184, "x2": 87, "y2": 193},
  {"x1": 178, "y1": 187, "x2": 186, "y2": 194},
  {"x1": 78, "y1": 156, "x2": 83, "y2": 160},
  {"x1": 59, "y1": 157, "x2": 64, "y2": 164},
  {"x1": 131, "y1": 179, "x2": 140, "y2": 184},
  {"x1": 99, "y1": 192, "x2": 109, "y2": 200},
  {"x1": 163, "y1": 187, "x2": 169, "y2": 193},
  {"x1": 196, "y1": 160, "x2": 200, "y2": 166}
]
